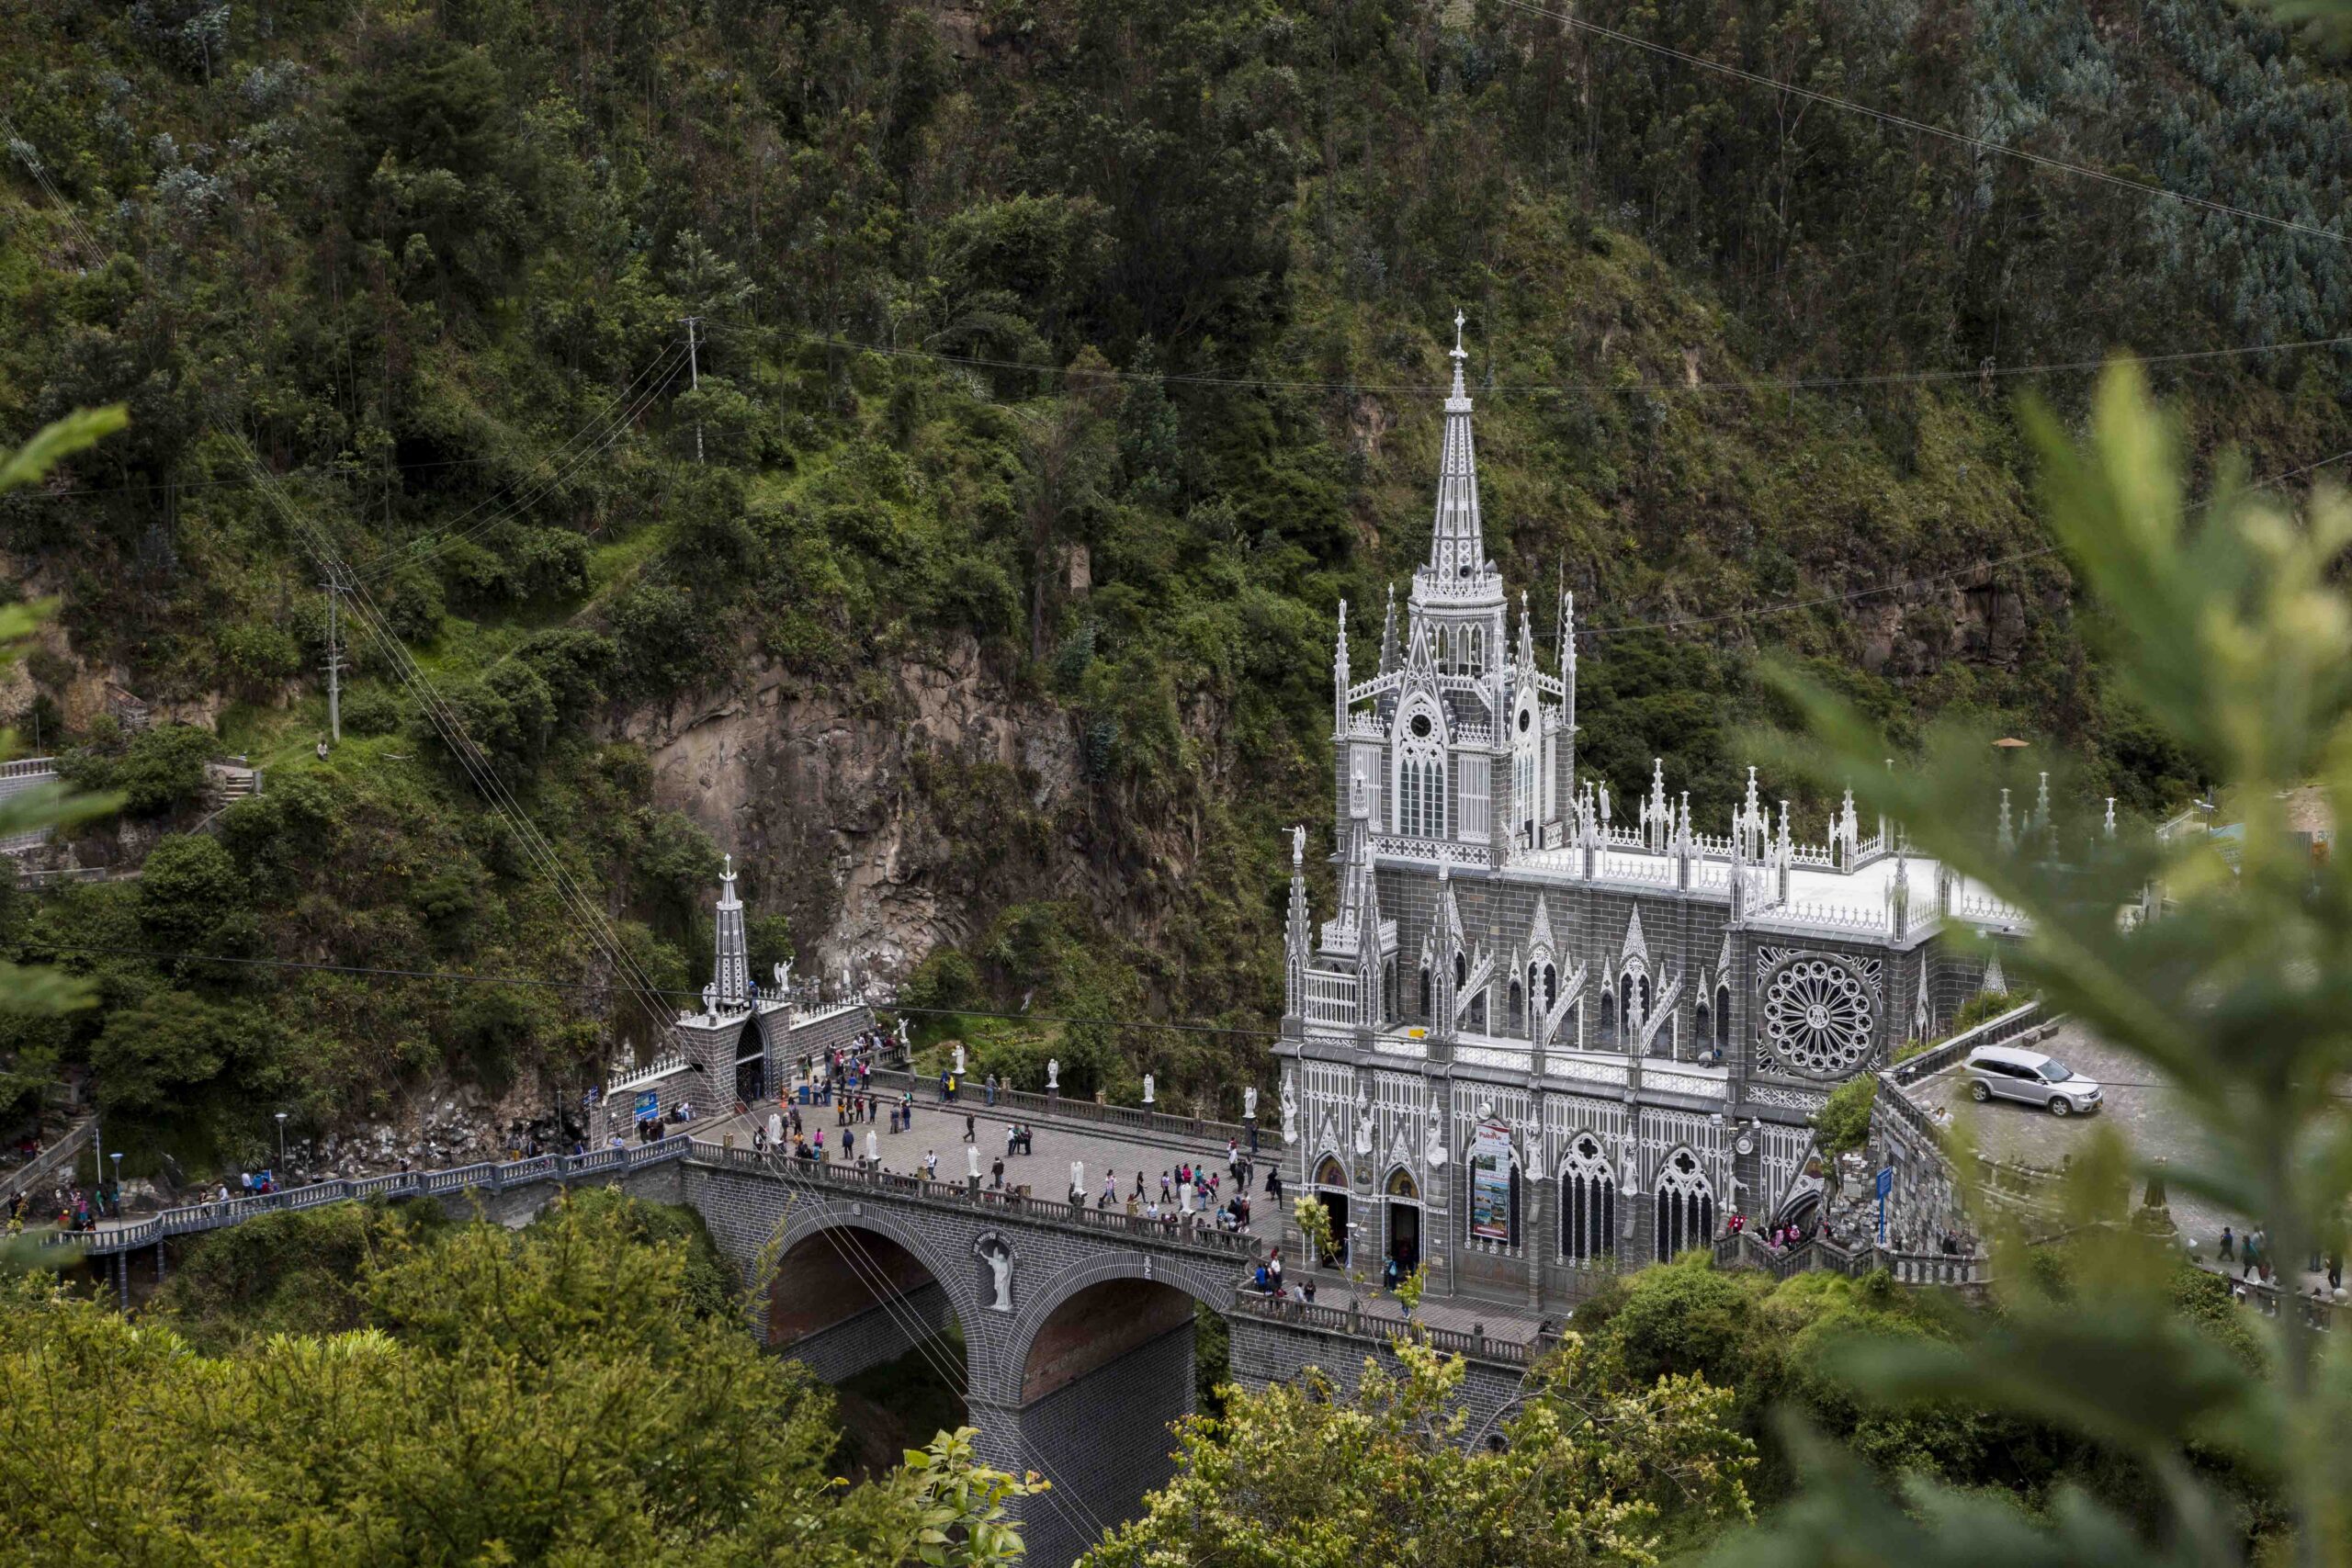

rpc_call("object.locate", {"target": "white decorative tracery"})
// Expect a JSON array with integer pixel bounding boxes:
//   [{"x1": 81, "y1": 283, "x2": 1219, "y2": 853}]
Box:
[
  {"x1": 1759, "y1": 954, "x2": 1877, "y2": 1078},
  {"x1": 1559, "y1": 1134, "x2": 1617, "y2": 1261},
  {"x1": 1653, "y1": 1148, "x2": 1716, "y2": 1261}
]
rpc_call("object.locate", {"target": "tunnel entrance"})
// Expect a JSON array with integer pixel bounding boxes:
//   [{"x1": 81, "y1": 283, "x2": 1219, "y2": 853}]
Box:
[{"x1": 1016, "y1": 1276, "x2": 1207, "y2": 1567}]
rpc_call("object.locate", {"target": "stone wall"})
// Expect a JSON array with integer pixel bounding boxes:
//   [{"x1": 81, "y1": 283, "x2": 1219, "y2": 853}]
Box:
[{"x1": 1016, "y1": 1319, "x2": 1196, "y2": 1568}]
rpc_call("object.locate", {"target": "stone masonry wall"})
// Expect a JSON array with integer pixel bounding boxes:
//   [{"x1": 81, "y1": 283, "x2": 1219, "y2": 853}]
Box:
[{"x1": 1016, "y1": 1319, "x2": 1196, "y2": 1568}]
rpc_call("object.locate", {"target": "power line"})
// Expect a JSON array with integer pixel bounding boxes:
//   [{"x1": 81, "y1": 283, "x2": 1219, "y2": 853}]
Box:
[
  {"x1": 1487, "y1": 0, "x2": 2347, "y2": 249},
  {"x1": 14, "y1": 941, "x2": 1279, "y2": 1039},
  {"x1": 709, "y1": 319, "x2": 2352, "y2": 400}
]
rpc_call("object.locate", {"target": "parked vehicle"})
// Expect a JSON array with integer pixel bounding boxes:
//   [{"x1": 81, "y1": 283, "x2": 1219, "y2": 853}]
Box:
[{"x1": 1963, "y1": 1044, "x2": 2104, "y2": 1116}]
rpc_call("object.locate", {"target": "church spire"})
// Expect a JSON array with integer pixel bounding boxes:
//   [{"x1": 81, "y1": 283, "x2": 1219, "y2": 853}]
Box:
[
  {"x1": 1422, "y1": 311, "x2": 1489, "y2": 595},
  {"x1": 712, "y1": 853, "x2": 751, "y2": 1009}
]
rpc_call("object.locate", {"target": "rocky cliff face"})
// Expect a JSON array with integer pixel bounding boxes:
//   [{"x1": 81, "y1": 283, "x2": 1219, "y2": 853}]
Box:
[{"x1": 623, "y1": 635, "x2": 1089, "y2": 982}]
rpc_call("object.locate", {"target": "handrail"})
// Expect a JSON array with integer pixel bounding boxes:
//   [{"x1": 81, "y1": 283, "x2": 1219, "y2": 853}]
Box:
[
  {"x1": 697, "y1": 1143, "x2": 1267, "y2": 1261},
  {"x1": 1712, "y1": 1227, "x2": 1989, "y2": 1286},
  {"x1": 41, "y1": 1139, "x2": 693, "y2": 1256},
  {"x1": 1, "y1": 1116, "x2": 96, "y2": 1201},
  {"x1": 1885, "y1": 1001, "x2": 2046, "y2": 1086},
  {"x1": 859, "y1": 1068, "x2": 1259, "y2": 1149},
  {"x1": 1226, "y1": 1289, "x2": 1543, "y2": 1368}
]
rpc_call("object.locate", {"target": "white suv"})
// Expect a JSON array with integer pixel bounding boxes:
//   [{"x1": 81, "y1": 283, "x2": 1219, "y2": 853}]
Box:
[{"x1": 1963, "y1": 1044, "x2": 2104, "y2": 1117}]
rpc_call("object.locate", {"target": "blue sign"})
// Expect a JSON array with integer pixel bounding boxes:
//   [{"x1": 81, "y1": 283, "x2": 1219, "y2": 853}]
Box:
[
  {"x1": 634, "y1": 1090, "x2": 659, "y2": 1122},
  {"x1": 1875, "y1": 1166, "x2": 1894, "y2": 1243}
]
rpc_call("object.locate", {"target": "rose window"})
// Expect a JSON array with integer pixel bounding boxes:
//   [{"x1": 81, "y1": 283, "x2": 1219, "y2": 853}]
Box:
[{"x1": 1760, "y1": 957, "x2": 1875, "y2": 1077}]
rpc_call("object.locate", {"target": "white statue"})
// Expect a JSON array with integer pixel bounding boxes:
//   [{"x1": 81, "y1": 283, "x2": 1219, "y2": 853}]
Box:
[
  {"x1": 1280, "y1": 1072, "x2": 1298, "y2": 1145},
  {"x1": 1291, "y1": 822, "x2": 1306, "y2": 865},
  {"x1": 1046, "y1": 1058, "x2": 1060, "y2": 1091},
  {"x1": 981, "y1": 1239, "x2": 1013, "y2": 1312},
  {"x1": 700, "y1": 982, "x2": 718, "y2": 1014},
  {"x1": 865, "y1": 1130, "x2": 878, "y2": 1164},
  {"x1": 767, "y1": 1113, "x2": 782, "y2": 1145},
  {"x1": 1244, "y1": 1086, "x2": 1259, "y2": 1120},
  {"x1": 774, "y1": 960, "x2": 791, "y2": 994},
  {"x1": 967, "y1": 1144, "x2": 981, "y2": 1181},
  {"x1": 1620, "y1": 1145, "x2": 1638, "y2": 1190},
  {"x1": 1179, "y1": 1179, "x2": 1193, "y2": 1214},
  {"x1": 1423, "y1": 1109, "x2": 1446, "y2": 1170},
  {"x1": 1354, "y1": 1105, "x2": 1374, "y2": 1156},
  {"x1": 953, "y1": 1042, "x2": 967, "y2": 1076},
  {"x1": 896, "y1": 1016, "x2": 910, "y2": 1047},
  {"x1": 1142, "y1": 1074, "x2": 1155, "y2": 1105},
  {"x1": 1069, "y1": 1161, "x2": 1084, "y2": 1201}
]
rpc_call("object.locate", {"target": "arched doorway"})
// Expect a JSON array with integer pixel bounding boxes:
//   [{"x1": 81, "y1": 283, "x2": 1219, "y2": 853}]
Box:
[
  {"x1": 1384, "y1": 1166, "x2": 1421, "y2": 1272},
  {"x1": 733, "y1": 1016, "x2": 766, "y2": 1105},
  {"x1": 1558, "y1": 1136, "x2": 1617, "y2": 1263},
  {"x1": 1654, "y1": 1150, "x2": 1716, "y2": 1261},
  {"x1": 1313, "y1": 1155, "x2": 1351, "y2": 1268}
]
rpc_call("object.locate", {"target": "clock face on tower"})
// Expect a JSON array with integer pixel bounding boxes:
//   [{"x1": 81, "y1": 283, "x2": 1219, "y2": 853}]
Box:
[{"x1": 1409, "y1": 713, "x2": 1431, "y2": 739}]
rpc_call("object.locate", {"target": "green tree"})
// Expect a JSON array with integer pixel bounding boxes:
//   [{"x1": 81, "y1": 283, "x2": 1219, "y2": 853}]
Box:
[
  {"x1": 1086, "y1": 1334, "x2": 1752, "y2": 1567},
  {"x1": 1726, "y1": 364, "x2": 2352, "y2": 1565},
  {"x1": 0, "y1": 1192, "x2": 1039, "y2": 1565}
]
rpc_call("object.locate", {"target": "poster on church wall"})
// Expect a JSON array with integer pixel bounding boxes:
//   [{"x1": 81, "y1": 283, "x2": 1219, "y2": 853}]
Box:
[{"x1": 1469, "y1": 1119, "x2": 1513, "y2": 1241}]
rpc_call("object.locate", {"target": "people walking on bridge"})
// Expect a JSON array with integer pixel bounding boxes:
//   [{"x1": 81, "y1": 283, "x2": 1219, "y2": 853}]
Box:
[
  {"x1": 924, "y1": 1149, "x2": 938, "y2": 1179},
  {"x1": 991, "y1": 1156, "x2": 1005, "y2": 1190},
  {"x1": 964, "y1": 1114, "x2": 976, "y2": 1144},
  {"x1": 986, "y1": 1073, "x2": 999, "y2": 1107},
  {"x1": 1102, "y1": 1173, "x2": 1116, "y2": 1208}
]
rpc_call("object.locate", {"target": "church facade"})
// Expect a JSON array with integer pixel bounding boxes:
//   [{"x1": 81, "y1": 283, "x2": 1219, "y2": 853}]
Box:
[{"x1": 1274, "y1": 321, "x2": 2023, "y2": 1303}]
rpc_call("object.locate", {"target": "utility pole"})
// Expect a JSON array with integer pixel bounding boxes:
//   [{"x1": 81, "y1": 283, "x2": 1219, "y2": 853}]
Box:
[
  {"x1": 682, "y1": 315, "x2": 703, "y2": 465},
  {"x1": 321, "y1": 569, "x2": 345, "y2": 745}
]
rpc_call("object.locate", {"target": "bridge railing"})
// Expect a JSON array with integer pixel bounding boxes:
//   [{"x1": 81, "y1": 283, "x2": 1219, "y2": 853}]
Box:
[
  {"x1": 1, "y1": 1115, "x2": 96, "y2": 1201},
  {"x1": 1227, "y1": 1289, "x2": 1546, "y2": 1368},
  {"x1": 1709, "y1": 1228, "x2": 1988, "y2": 1286},
  {"x1": 862, "y1": 1067, "x2": 1259, "y2": 1150},
  {"x1": 698, "y1": 1143, "x2": 1266, "y2": 1260},
  {"x1": 1885, "y1": 1000, "x2": 2047, "y2": 1087},
  {"x1": 40, "y1": 1139, "x2": 693, "y2": 1257}
]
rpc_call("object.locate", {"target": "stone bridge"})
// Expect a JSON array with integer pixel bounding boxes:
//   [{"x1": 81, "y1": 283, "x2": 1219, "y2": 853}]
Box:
[{"x1": 51, "y1": 1133, "x2": 1538, "y2": 1567}]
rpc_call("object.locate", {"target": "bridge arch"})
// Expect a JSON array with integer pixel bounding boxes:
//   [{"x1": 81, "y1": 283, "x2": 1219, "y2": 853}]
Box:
[
  {"x1": 994, "y1": 1248, "x2": 1238, "y2": 1566},
  {"x1": 763, "y1": 1202, "x2": 995, "y2": 1401}
]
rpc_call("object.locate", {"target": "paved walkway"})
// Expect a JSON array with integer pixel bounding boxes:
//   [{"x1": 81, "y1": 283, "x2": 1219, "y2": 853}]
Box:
[{"x1": 700, "y1": 1094, "x2": 1283, "y2": 1241}]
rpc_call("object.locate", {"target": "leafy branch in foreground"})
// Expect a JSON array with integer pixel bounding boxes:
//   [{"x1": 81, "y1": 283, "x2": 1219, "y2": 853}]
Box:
[
  {"x1": 1730, "y1": 362, "x2": 2352, "y2": 1566},
  {"x1": 1084, "y1": 1333, "x2": 1752, "y2": 1567}
]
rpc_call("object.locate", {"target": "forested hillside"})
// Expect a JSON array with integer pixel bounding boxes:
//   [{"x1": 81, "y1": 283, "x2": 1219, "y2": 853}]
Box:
[{"x1": 2, "y1": 0, "x2": 2346, "y2": 1161}]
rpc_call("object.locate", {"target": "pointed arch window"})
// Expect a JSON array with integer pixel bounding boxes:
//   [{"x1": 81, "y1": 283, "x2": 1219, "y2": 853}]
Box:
[
  {"x1": 1396, "y1": 709, "x2": 1446, "y2": 840},
  {"x1": 1508, "y1": 978, "x2": 1524, "y2": 1030},
  {"x1": 1654, "y1": 1151, "x2": 1716, "y2": 1262},
  {"x1": 1560, "y1": 1136, "x2": 1617, "y2": 1261}
]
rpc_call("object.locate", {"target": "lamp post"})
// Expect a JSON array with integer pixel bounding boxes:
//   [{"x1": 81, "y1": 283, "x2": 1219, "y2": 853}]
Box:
[
  {"x1": 108, "y1": 1150, "x2": 121, "y2": 1217},
  {"x1": 275, "y1": 1111, "x2": 288, "y2": 1176}
]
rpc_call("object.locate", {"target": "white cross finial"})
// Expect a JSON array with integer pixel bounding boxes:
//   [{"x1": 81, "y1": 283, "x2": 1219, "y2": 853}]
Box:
[{"x1": 1452, "y1": 309, "x2": 1466, "y2": 356}]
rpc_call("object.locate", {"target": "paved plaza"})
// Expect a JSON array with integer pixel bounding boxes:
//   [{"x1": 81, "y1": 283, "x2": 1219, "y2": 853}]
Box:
[
  {"x1": 1912, "y1": 1019, "x2": 2336, "y2": 1292},
  {"x1": 699, "y1": 1095, "x2": 1283, "y2": 1237}
]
